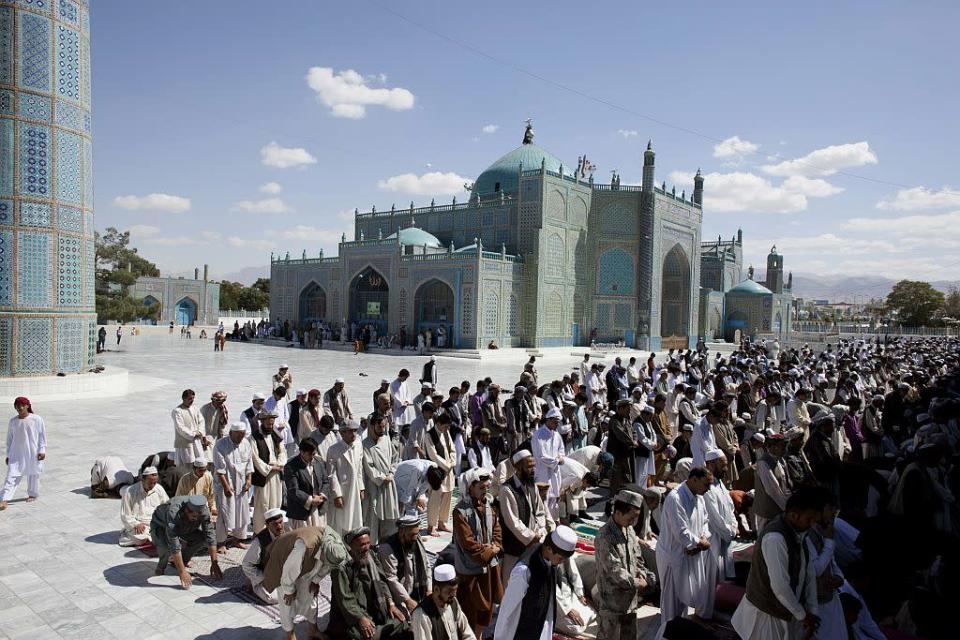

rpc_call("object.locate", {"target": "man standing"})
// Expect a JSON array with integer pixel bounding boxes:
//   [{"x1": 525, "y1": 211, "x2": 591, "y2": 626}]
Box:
[
  {"x1": 405, "y1": 401, "x2": 434, "y2": 461},
  {"x1": 264, "y1": 387, "x2": 296, "y2": 455},
  {"x1": 731, "y1": 488, "x2": 822, "y2": 640},
  {"x1": 172, "y1": 389, "x2": 207, "y2": 477},
  {"x1": 703, "y1": 449, "x2": 739, "y2": 581},
  {"x1": 379, "y1": 514, "x2": 432, "y2": 617},
  {"x1": 298, "y1": 389, "x2": 323, "y2": 442},
  {"x1": 327, "y1": 420, "x2": 365, "y2": 538},
  {"x1": 633, "y1": 405, "x2": 659, "y2": 488},
  {"x1": 481, "y1": 384, "x2": 508, "y2": 464},
  {"x1": 594, "y1": 490, "x2": 649, "y2": 640},
  {"x1": 174, "y1": 457, "x2": 216, "y2": 515},
  {"x1": 288, "y1": 389, "x2": 308, "y2": 445},
  {"x1": 241, "y1": 507, "x2": 286, "y2": 604},
  {"x1": 656, "y1": 467, "x2": 716, "y2": 637},
  {"x1": 424, "y1": 413, "x2": 457, "y2": 536},
  {"x1": 150, "y1": 495, "x2": 222, "y2": 589},
  {"x1": 411, "y1": 564, "x2": 475, "y2": 640},
  {"x1": 1, "y1": 398, "x2": 46, "y2": 510},
  {"x1": 606, "y1": 399, "x2": 636, "y2": 505},
  {"x1": 119, "y1": 466, "x2": 169, "y2": 546},
  {"x1": 755, "y1": 433, "x2": 791, "y2": 532},
  {"x1": 213, "y1": 422, "x2": 254, "y2": 549},
  {"x1": 391, "y1": 369, "x2": 416, "y2": 430},
  {"x1": 323, "y1": 377, "x2": 354, "y2": 426},
  {"x1": 328, "y1": 527, "x2": 413, "y2": 640},
  {"x1": 467, "y1": 428, "x2": 494, "y2": 473},
  {"x1": 532, "y1": 407, "x2": 566, "y2": 519},
  {"x1": 273, "y1": 364, "x2": 293, "y2": 394},
  {"x1": 199, "y1": 391, "x2": 230, "y2": 442},
  {"x1": 504, "y1": 385, "x2": 535, "y2": 453},
  {"x1": 691, "y1": 403, "x2": 722, "y2": 467},
  {"x1": 421, "y1": 355, "x2": 438, "y2": 387},
  {"x1": 498, "y1": 450, "x2": 553, "y2": 583},
  {"x1": 249, "y1": 410, "x2": 286, "y2": 534},
  {"x1": 495, "y1": 526, "x2": 580, "y2": 640},
  {"x1": 283, "y1": 438, "x2": 329, "y2": 529},
  {"x1": 363, "y1": 414, "x2": 401, "y2": 543},
  {"x1": 241, "y1": 393, "x2": 267, "y2": 436}
]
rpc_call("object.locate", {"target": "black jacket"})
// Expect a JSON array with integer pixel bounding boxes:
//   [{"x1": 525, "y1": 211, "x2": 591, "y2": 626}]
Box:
[{"x1": 282, "y1": 454, "x2": 330, "y2": 521}]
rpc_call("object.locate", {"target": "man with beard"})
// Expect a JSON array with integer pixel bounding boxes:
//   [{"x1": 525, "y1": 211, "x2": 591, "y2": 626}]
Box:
[
  {"x1": 607, "y1": 399, "x2": 637, "y2": 509},
  {"x1": 173, "y1": 389, "x2": 208, "y2": 477},
  {"x1": 327, "y1": 420, "x2": 366, "y2": 539},
  {"x1": 120, "y1": 466, "x2": 169, "y2": 546},
  {"x1": 373, "y1": 379, "x2": 391, "y2": 414},
  {"x1": 424, "y1": 413, "x2": 457, "y2": 536},
  {"x1": 405, "y1": 402, "x2": 434, "y2": 461},
  {"x1": 372, "y1": 390, "x2": 398, "y2": 441},
  {"x1": 199, "y1": 391, "x2": 230, "y2": 442},
  {"x1": 481, "y1": 384, "x2": 509, "y2": 463},
  {"x1": 379, "y1": 514, "x2": 432, "y2": 617},
  {"x1": 754, "y1": 433, "x2": 790, "y2": 532},
  {"x1": 213, "y1": 422, "x2": 254, "y2": 549},
  {"x1": 498, "y1": 449, "x2": 553, "y2": 584},
  {"x1": 704, "y1": 449, "x2": 739, "y2": 582},
  {"x1": 323, "y1": 377, "x2": 354, "y2": 427},
  {"x1": 250, "y1": 410, "x2": 286, "y2": 534},
  {"x1": 783, "y1": 428, "x2": 815, "y2": 489},
  {"x1": 241, "y1": 507, "x2": 286, "y2": 604},
  {"x1": 174, "y1": 457, "x2": 216, "y2": 515},
  {"x1": 328, "y1": 527, "x2": 413, "y2": 640},
  {"x1": 298, "y1": 389, "x2": 323, "y2": 443},
  {"x1": 594, "y1": 490, "x2": 649, "y2": 640},
  {"x1": 533, "y1": 407, "x2": 567, "y2": 519},
  {"x1": 287, "y1": 389, "x2": 308, "y2": 445},
  {"x1": 363, "y1": 414, "x2": 400, "y2": 544},
  {"x1": 505, "y1": 385, "x2": 536, "y2": 454},
  {"x1": 411, "y1": 564, "x2": 475, "y2": 640}
]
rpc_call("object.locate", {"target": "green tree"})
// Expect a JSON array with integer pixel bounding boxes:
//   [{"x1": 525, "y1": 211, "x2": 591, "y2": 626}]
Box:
[
  {"x1": 216, "y1": 279, "x2": 269, "y2": 311},
  {"x1": 94, "y1": 227, "x2": 162, "y2": 322},
  {"x1": 218, "y1": 281, "x2": 245, "y2": 310},
  {"x1": 944, "y1": 287, "x2": 960, "y2": 320},
  {"x1": 885, "y1": 280, "x2": 945, "y2": 326}
]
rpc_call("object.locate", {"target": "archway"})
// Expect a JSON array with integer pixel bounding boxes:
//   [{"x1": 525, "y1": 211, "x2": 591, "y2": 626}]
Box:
[
  {"x1": 349, "y1": 266, "x2": 389, "y2": 336},
  {"x1": 726, "y1": 310, "x2": 748, "y2": 342},
  {"x1": 142, "y1": 295, "x2": 160, "y2": 325},
  {"x1": 414, "y1": 279, "x2": 455, "y2": 347},
  {"x1": 710, "y1": 308, "x2": 722, "y2": 339},
  {"x1": 660, "y1": 244, "x2": 690, "y2": 346},
  {"x1": 175, "y1": 297, "x2": 197, "y2": 326},
  {"x1": 299, "y1": 282, "x2": 327, "y2": 323}
]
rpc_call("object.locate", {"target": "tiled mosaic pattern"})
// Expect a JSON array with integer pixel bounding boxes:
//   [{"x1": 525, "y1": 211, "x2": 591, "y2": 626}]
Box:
[
  {"x1": 18, "y1": 90, "x2": 51, "y2": 121},
  {"x1": 56, "y1": 23, "x2": 80, "y2": 101},
  {"x1": 0, "y1": 199, "x2": 11, "y2": 224},
  {"x1": 54, "y1": 98, "x2": 84, "y2": 130},
  {"x1": 18, "y1": 201, "x2": 51, "y2": 227},
  {"x1": 17, "y1": 230, "x2": 52, "y2": 306},
  {"x1": 598, "y1": 248, "x2": 634, "y2": 295},
  {"x1": 0, "y1": 119, "x2": 13, "y2": 195},
  {"x1": 0, "y1": 317, "x2": 10, "y2": 375},
  {"x1": 0, "y1": 7, "x2": 13, "y2": 84},
  {"x1": 15, "y1": 315, "x2": 52, "y2": 374},
  {"x1": 56, "y1": 128, "x2": 82, "y2": 204},
  {"x1": 0, "y1": 89, "x2": 12, "y2": 114},
  {"x1": 19, "y1": 121, "x2": 50, "y2": 197},
  {"x1": 0, "y1": 230, "x2": 12, "y2": 305},
  {"x1": 17, "y1": 0, "x2": 51, "y2": 15},
  {"x1": 56, "y1": 315, "x2": 83, "y2": 371},
  {"x1": 57, "y1": 204, "x2": 82, "y2": 232},
  {"x1": 56, "y1": 233, "x2": 81, "y2": 305},
  {"x1": 19, "y1": 10, "x2": 51, "y2": 92}
]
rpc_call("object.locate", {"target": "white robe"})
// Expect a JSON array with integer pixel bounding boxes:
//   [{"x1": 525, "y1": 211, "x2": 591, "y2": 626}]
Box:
[
  {"x1": 264, "y1": 396, "x2": 296, "y2": 453},
  {"x1": 213, "y1": 436, "x2": 254, "y2": 543},
  {"x1": 390, "y1": 378, "x2": 415, "y2": 426},
  {"x1": 703, "y1": 480, "x2": 738, "y2": 579},
  {"x1": 495, "y1": 561, "x2": 554, "y2": 640},
  {"x1": 326, "y1": 438, "x2": 365, "y2": 538},
  {"x1": 241, "y1": 533, "x2": 277, "y2": 604},
  {"x1": 249, "y1": 433, "x2": 287, "y2": 534},
  {"x1": 807, "y1": 535, "x2": 846, "y2": 640},
  {"x1": 394, "y1": 458, "x2": 436, "y2": 515},
  {"x1": 119, "y1": 482, "x2": 169, "y2": 546},
  {"x1": 555, "y1": 557, "x2": 597, "y2": 638},
  {"x1": 362, "y1": 434, "x2": 400, "y2": 544},
  {"x1": 278, "y1": 538, "x2": 335, "y2": 632},
  {"x1": 91, "y1": 456, "x2": 134, "y2": 489},
  {"x1": 5, "y1": 414, "x2": 46, "y2": 477},
  {"x1": 690, "y1": 416, "x2": 717, "y2": 467},
  {"x1": 656, "y1": 483, "x2": 715, "y2": 639},
  {"x1": 532, "y1": 425, "x2": 565, "y2": 516}
]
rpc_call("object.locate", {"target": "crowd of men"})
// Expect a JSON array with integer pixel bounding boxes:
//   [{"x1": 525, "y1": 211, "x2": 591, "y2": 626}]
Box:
[{"x1": 69, "y1": 336, "x2": 960, "y2": 639}]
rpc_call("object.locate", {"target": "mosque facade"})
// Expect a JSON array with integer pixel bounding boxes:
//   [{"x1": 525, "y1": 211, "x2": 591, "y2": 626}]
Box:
[
  {"x1": 270, "y1": 123, "x2": 791, "y2": 349},
  {"x1": 129, "y1": 265, "x2": 221, "y2": 327}
]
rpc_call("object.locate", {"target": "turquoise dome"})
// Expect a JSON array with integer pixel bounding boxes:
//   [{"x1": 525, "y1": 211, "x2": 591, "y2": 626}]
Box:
[
  {"x1": 387, "y1": 227, "x2": 442, "y2": 248},
  {"x1": 473, "y1": 143, "x2": 564, "y2": 195},
  {"x1": 728, "y1": 279, "x2": 773, "y2": 296}
]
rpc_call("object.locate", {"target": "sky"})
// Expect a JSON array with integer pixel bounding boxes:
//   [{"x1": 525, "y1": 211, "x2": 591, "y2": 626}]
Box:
[{"x1": 90, "y1": 0, "x2": 960, "y2": 284}]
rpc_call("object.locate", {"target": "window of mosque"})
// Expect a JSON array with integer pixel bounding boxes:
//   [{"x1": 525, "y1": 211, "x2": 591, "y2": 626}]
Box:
[
  {"x1": 596, "y1": 303, "x2": 611, "y2": 330},
  {"x1": 506, "y1": 296, "x2": 519, "y2": 335},
  {"x1": 597, "y1": 248, "x2": 634, "y2": 295},
  {"x1": 546, "y1": 233, "x2": 564, "y2": 274},
  {"x1": 484, "y1": 291, "x2": 499, "y2": 334},
  {"x1": 546, "y1": 292, "x2": 563, "y2": 331}
]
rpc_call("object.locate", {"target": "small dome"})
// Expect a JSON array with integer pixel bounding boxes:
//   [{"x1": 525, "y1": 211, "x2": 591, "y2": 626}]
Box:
[
  {"x1": 728, "y1": 279, "x2": 773, "y2": 296},
  {"x1": 473, "y1": 143, "x2": 564, "y2": 195},
  {"x1": 386, "y1": 227, "x2": 442, "y2": 248}
]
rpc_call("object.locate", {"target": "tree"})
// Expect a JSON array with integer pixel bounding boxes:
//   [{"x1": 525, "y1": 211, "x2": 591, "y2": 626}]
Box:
[
  {"x1": 885, "y1": 280, "x2": 945, "y2": 326},
  {"x1": 94, "y1": 227, "x2": 161, "y2": 322},
  {"x1": 944, "y1": 286, "x2": 960, "y2": 320},
  {"x1": 217, "y1": 279, "x2": 270, "y2": 312}
]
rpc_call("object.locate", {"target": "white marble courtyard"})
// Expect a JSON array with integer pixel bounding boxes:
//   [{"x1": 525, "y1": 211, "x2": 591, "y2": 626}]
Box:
[{"x1": 0, "y1": 334, "x2": 732, "y2": 639}]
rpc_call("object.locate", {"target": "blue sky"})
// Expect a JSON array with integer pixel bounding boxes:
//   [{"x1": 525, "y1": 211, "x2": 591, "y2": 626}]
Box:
[{"x1": 91, "y1": 0, "x2": 960, "y2": 283}]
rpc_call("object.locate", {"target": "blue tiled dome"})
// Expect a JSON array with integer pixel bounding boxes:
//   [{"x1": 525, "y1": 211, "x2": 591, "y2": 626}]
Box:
[
  {"x1": 473, "y1": 143, "x2": 564, "y2": 195},
  {"x1": 387, "y1": 227, "x2": 442, "y2": 248},
  {"x1": 728, "y1": 279, "x2": 773, "y2": 296}
]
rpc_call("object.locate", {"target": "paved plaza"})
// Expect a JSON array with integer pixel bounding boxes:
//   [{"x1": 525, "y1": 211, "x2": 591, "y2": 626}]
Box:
[{"x1": 0, "y1": 335, "x2": 734, "y2": 640}]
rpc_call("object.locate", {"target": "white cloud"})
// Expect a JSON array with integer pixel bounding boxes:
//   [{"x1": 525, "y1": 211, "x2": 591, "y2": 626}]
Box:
[
  {"x1": 265, "y1": 225, "x2": 348, "y2": 245},
  {"x1": 617, "y1": 129, "x2": 639, "y2": 139},
  {"x1": 306, "y1": 67, "x2": 415, "y2": 119},
  {"x1": 876, "y1": 186, "x2": 960, "y2": 211},
  {"x1": 200, "y1": 230, "x2": 222, "y2": 242},
  {"x1": 129, "y1": 224, "x2": 160, "y2": 238},
  {"x1": 233, "y1": 198, "x2": 292, "y2": 214},
  {"x1": 761, "y1": 141, "x2": 877, "y2": 177},
  {"x1": 259, "y1": 182, "x2": 283, "y2": 194},
  {"x1": 669, "y1": 170, "x2": 806, "y2": 214},
  {"x1": 144, "y1": 236, "x2": 206, "y2": 247},
  {"x1": 113, "y1": 193, "x2": 191, "y2": 213},
  {"x1": 482, "y1": 124, "x2": 499, "y2": 134},
  {"x1": 260, "y1": 142, "x2": 317, "y2": 169},
  {"x1": 781, "y1": 175, "x2": 844, "y2": 198},
  {"x1": 713, "y1": 135, "x2": 759, "y2": 159},
  {"x1": 226, "y1": 236, "x2": 277, "y2": 251},
  {"x1": 843, "y1": 210, "x2": 960, "y2": 237},
  {"x1": 377, "y1": 171, "x2": 470, "y2": 196}
]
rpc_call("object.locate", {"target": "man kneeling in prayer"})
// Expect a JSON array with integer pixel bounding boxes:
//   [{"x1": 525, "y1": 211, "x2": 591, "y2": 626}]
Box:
[
  {"x1": 149, "y1": 494, "x2": 222, "y2": 589},
  {"x1": 91, "y1": 456, "x2": 135, "y2": 498},
  {"x1": 411, "y1": 564, "x2": 476, "y2": 639},
  {"x1": 241, "y1": 507, "x2": 286, "y2": 604},
  {"x1": 119, "y1": 466, "x2": 168, "y2": 546}
]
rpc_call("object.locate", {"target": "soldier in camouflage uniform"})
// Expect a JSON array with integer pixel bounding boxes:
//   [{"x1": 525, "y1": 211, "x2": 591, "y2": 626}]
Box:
[{"x1": 593, "y1": 489, "x2": 650, "y2": 640}]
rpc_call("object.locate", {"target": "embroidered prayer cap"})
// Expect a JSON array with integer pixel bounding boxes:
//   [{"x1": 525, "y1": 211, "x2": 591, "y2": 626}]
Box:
[
  {"x1": 343, "y1": 526, "x2": 371, "y2": 546},
  {"x1": 335, "y1": 377, "x2": 345, "y2": 384},
  {"x1": 252, "y1": 392, "x2": 267, "y2": 401},
  {"x1": 229, "y1": 421, "x2": 248, "y2": 432},
  {"x1": 185, "y1": 495, "x2": 207, "y2": 511},
  {"x1": 397, "y1": 514, "x2": 421, "y2": 528},
  {"x1": 296, "y1": 389, "x2": 308, "y2": 396},
  {"x1": 264, "y1": 508, "x2": 286, "y2": 522},
  {"x1": 257, "y1": 410, "x2": 279, "y2": 419},
  {"x1": 614, "y1": 489, "x2": 645, "y2": 509},
  {"x1": 421, "y1": 382, "x2": 433, "y2": 389},
  {"x1": 192, "y1": 457, "x2": 208, "y2": 467},
  {"x1": 545, "y1": 407, "x2": 562, "y2": 420},
  {"x1": 340, "y1": 420, "x2": 361, "y2": 432},
  {"x1": 512, "y1": 449, "x2": 533, "y2": 464},
  {"x1": 750, "y1": 432, "x2": 766, "y2": 443},
  {"x1": 142, "y1": 466, "x2": 159, "y2": 476},
  {"x1": 680, "y1": 424, "x2": 694, "y2": 432},
  {"x1": 641, "y1": 405, "x2": 655, "y2": 414},
  {"x1": 551, "y1": 525, "x2": 578, "y2": 553},
  {"x1": 704, "y1": 448, "x2": 725, "y2": 462},
  {"x1": 433, "y1": 563, "x2": 457, "y2": 584},
  {"x1": 279, "y1": 364, "x2": 289, "y2": 370},
  {"x1": 211, "y1": 391, "x2": 228, "y2": 399}
]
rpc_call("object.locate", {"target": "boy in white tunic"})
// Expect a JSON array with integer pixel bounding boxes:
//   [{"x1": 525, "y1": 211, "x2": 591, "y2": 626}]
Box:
[{"x1": 1, "y1": 397, "x2": 46, "y2": 510}]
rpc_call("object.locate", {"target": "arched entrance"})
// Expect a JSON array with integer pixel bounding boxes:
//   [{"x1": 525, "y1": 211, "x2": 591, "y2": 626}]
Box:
[
  {"x1": 175, "y1": 297, "x2": 197, "y2": 326},
  {"x1": 660, "y1": 244, "x2": 690, "y2": 348},
  {"x1": 299, "y1": 282, "x2": 327, "y2": 323},
  {"x1": 726, "y1": 310, "x2": 748, "y2": 342},
  {"x1": 350, "y1": 267, "x2": 389, "y2": 336},
  {"x1": 142, "y1": 295, "x2": 160, "y2": 325},
  {"x1": 414, "y1": 279, "x2": 455, "y2": 347}
]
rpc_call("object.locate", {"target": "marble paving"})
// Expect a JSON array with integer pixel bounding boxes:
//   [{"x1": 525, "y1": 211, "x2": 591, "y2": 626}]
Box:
[{"x1": 0, "y1": 334, "x2": 734, "y2": 639}]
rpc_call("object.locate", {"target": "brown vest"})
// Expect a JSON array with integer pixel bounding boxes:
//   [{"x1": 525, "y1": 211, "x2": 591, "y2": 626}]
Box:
[
  {"x1": 744, "y1": 515, "x2": 805, "y2": 621},
  {"x1": 261, "y1": 527, "x2": 324, "y2": 592}
]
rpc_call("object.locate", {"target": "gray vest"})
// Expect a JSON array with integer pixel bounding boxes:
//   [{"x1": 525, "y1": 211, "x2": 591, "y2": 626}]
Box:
[
  {"x1": 744, "y1": 515, "x2": 806, "y2": 621},
  {"x1": 453, "y1": 497, "x2": 499, "y2": 576},
  {"x1": 753, "y1": 452, "x2": 786, "y2": 519}
]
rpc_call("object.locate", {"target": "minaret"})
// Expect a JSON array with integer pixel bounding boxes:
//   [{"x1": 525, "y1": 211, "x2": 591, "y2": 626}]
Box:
[
  {"x1": 642, "y1": 140, "x2": 655, "y2": 193},
  {"x1": 693, "y1": 168, "x2": 704, "y2": 206},
  {"x1": 765, "y1": 245, "x2": 784, "y2": 293}
]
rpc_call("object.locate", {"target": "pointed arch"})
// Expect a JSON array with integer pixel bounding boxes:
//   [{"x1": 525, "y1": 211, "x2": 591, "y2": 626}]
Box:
[
  {"x1": 298, "y1": 281, "x2": 327, "y2": 323},
  {"x1": 660, "y1": 244, "x2": 690, "y2": 342}
]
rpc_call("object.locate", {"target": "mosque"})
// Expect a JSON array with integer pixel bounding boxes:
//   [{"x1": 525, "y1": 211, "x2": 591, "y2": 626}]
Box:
[{"x1": 269, "y1": 122, "x2": 792, "y2": 350}]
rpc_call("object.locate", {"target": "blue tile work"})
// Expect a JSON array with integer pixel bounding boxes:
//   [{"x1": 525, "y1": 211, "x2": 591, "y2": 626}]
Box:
[
  {"x1": 0, "y1": 90, "x2": 13, "y2": 115},
  {"x1": 0, "y1": 199, "x2": 11, "y2": 225},
  {"x1": 83, "y1": 208, "x2": 92, "y2": 235},
  {"x1": 57, "y1": 0, "x2": 78, "y2": 25},
  {"x1": 17, "y1": 0, "x2": 51, "y2": 14},
  {"x1": 18, "y1": 201, "x2": 51, "y2": 227},
  {"x1": 79, "y1": 34, "x2": 89, "y2": 107},
  {"x1": 83, "y1": 237, "x2": 93, "y2": 306},
  {"x1": 56, "y1": 25, "x2": 80, "y2": 101},
  {"x1": 19, "y1": 122, "x2": 50, "y2": 197},
  {"x1": 0, "y1": 120, "x2": 12, "y2": 196},
  {"x1": 17, "y1": 230, "x2": 51, "y2": 306},
  {"x1": 19, "y1": 11, "x2": 51, "y2": 93},
  {"x1": 57, "y1": 233, "x2": 81, "y2": 306},
  {"x1": 596, "y1": 304, "x2": 610, "y2": 330},
  {"x1": 55, "y1": 128, "x2": 82, "y2": 205},
  {"x1": 54, "y1": 99, "x2": 83, "y2": 130},
  {"x1": 16, "y1": 316, "x2": 52, "y2": 374},
  {"x1": 0, "y1": 317, "x2": 11, "y2": 375},
  {"x1": 57, "y1": 204, "x2": 82, "y2": 232},
  {"x1": 598, "y1": 248, "x2": 635, "y2": 295},
  {"x1": 0, "y1": 7, "x2": 13, "y2": 84},
  {"x1": 56, "y1": 316, "x2": 83, "y2": 371},
  {"x1": 0, "y1": 230, "x2": 12, "y2": 304},
  {"x1": 83, "y1": 137, "x2": 92, "y2": 206},
  {"x1": 18, "y1": 91, "x2": 52, "y2": 122}
]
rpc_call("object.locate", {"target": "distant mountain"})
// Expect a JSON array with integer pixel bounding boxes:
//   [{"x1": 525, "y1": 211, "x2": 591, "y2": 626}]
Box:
[
  {"x1": 218, "y1": 265, "x2": 269, "y2": 285},
  {"x1": 755, "y1": 271, "x2": 960, "y2": 302}
]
